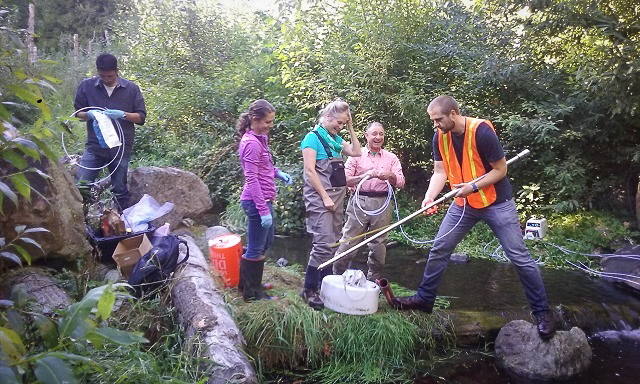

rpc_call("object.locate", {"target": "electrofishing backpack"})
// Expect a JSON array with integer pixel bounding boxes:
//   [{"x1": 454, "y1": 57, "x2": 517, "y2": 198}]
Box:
[{"x1": 128, "y1": 235, "x2": 189, "y2": 297}]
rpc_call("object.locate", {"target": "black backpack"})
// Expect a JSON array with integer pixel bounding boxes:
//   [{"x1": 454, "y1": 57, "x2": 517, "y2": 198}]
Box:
[{"x1": 128, "y1": 235, "x2": 189, "y2": 297}]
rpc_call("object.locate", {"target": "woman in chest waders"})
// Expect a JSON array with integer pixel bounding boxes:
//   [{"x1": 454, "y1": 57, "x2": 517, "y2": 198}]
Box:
[{"x1": 300, "y1": 98, "x2": 362, "y2": 309}]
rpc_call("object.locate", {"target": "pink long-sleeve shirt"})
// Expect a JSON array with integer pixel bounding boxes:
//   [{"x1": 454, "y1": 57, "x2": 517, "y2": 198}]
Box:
[
  {"x1": 345, "y1": 147, "x2": 405, "y2": 192},
  {"x1": 239, "y1": 130, "x2": 279, "y2": 216}
]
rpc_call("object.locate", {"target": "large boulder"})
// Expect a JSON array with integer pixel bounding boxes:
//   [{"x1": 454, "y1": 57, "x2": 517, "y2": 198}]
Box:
[
  {"x1": 495, "y1": 320, "x2": 592, "y2": 381},
  {"x1": 0, "y1": 156, "x2": 91, "y2": 263},
  {"x1": 601, "y1": 244, "x2": 640, "y2": 293},
  {"x1": 128, "y1": 166, "x2": 213, "y2": 230}
]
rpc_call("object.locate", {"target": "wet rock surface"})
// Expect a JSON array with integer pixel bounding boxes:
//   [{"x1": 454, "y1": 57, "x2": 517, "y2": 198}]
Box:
[{"x1": 495, "y1": 320, "x2": 592, "y2": 381}]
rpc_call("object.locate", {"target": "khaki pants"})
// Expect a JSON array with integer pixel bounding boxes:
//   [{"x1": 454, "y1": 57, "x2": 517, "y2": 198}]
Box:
[{"x1": 333, "y1": 195, "x2": 393, "y2": 280}]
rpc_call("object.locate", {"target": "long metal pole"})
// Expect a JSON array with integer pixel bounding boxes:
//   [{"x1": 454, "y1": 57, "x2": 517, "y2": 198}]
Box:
[{"x1": 318, "y1": 149, "x2": 531, "y2": 270}]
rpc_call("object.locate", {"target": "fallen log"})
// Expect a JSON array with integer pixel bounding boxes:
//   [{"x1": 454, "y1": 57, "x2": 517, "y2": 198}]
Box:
[
  {"x1": 171, "y1": 235, "x2": 258, "y2": 384},
  {"x1": 2, "y1": 268, "x2": 72, "y2": 314}
]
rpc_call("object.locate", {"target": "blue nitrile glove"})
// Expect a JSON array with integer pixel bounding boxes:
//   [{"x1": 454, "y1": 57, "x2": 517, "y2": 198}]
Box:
[
  {"x1": 103, "y1": 109, "x2": 126, "y2": 119},
  {"x1": 87, "y1": 110, "x2": 97, "y2": 120},
  {"x1": 260, "y1": 213, "x2": 273, "y2": 228},
  {"x1": 277, "y1": 170, "x2": 292, "y2": 186}
]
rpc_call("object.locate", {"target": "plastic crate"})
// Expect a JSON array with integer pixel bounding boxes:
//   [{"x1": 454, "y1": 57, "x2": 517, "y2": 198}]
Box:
[{"x1": 87, "y1": 224, "x2": 155, "y2": 264}]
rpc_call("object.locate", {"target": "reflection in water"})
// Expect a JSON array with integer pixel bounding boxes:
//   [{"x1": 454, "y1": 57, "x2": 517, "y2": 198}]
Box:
[{"x1": 269, "y1": 235, "x2": 640, "y2": 384}]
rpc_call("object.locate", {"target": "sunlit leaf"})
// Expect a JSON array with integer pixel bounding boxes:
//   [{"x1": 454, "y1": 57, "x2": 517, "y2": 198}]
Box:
[
  {"x1": 0, "y1": 327, "x2": 26, "y2": 363},
  {"x1": 96, "y1": 288, "x2": 115, "y2": 321},
  {"x1": 13, "y1": 69, "x2": 27, "y2": 80},
  {"x1": 58, "y1": 285, "x2": 109, "y2": 338},
  {"x1": 40, "y1": 74, "x2": 62, "y2": 84},
  {"x1": 0, "y1": 149, "x2": 28, "y2": 170},
  {"x1": 15, "y1": 225, "x2": 26, "y2": 233},
  {"x1": 0, "y1": 103, "x2": 10, "y2": 120},
  {"x1": 9, "y1": 174, "x2": 29, "y2": 200},
  {"x1": 34, "y1": 356, "x2": 77, "y2": 384},
  {"x1": 10, "y1": 244, "x2": 31, "y2": 265},
  {"x1": 16, "y1": 143, "x2": 40, "y2": 161},
  {"x1": 17, "y1": 237, "x2": 45, "y2": 254},
  {"x1": 85, "y1": 332, "x2": 104, "y2": 349},
  {"x1": 7, "y1": 85, "x2": 39, "y2": 106}
]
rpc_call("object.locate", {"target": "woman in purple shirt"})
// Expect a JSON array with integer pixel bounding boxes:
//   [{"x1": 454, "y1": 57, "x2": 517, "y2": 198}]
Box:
[{"x1": 237, "y1": 99, "x2": 292, "y2": 300}]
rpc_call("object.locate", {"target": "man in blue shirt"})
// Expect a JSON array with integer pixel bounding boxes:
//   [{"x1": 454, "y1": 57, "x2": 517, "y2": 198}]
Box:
[{"x1": 74, "y1": 53, "x2": 146, "y2": 210}]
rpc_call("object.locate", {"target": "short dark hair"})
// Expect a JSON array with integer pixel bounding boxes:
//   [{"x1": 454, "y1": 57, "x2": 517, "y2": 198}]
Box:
[
  {"x1": 428, "y1": 95, "x2": 460, "y2": 115},
  {"x1": 96, "y1": 53, "x2": 118, "y2": 71}
]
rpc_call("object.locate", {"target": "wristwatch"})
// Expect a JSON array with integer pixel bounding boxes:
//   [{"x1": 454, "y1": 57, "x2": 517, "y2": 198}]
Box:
[{"x1": 471, "y1": 183, "x2": 479, "y2": 193}]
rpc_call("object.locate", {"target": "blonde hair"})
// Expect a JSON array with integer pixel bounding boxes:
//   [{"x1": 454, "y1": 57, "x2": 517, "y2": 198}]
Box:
[{"x1": 319, "y1": 98, "x2": 350, "y2": 124}]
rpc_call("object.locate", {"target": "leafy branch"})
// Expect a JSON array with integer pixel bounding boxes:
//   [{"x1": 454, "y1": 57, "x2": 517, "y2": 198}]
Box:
[{"x1": 0, "y1": 225, "x2": 50, "y2": 266}]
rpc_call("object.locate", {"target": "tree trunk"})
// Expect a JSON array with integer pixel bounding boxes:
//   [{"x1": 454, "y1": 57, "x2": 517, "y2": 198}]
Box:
[
  {"x1": 172, "y1": 235, "x2": 258, "y2": 384},
  {"x1": 73, "y1": 34, "x2": 79, "y2": 64},
  {"x1": 27, "y1": 4, "x2": 36, "y2": 64},
  {"x1": 3, "y1": 268, "x2": 72, "y2": 315}
]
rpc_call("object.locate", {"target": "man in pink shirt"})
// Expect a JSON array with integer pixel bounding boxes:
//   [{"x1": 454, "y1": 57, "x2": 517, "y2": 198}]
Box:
[{"x1": 333, "y1": 122, "x2": 405, "y2": 280}]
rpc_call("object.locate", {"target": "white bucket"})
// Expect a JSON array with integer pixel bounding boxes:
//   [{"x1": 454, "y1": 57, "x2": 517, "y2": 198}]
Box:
[{"x1": 319, "y1": 274, "x2": 380, "y2": 315}]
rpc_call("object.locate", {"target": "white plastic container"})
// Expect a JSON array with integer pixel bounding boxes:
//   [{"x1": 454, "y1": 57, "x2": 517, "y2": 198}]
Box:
[
  {"x1": 319, "y1": 274, "x2": 380, "y2": 315},
  {"x1": 153, "y1": 222, "x2": 171, "y2": 237}
]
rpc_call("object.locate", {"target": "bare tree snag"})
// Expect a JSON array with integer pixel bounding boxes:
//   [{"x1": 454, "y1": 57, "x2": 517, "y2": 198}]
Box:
[
  {"x1": 27, "y1": 4, "x2": 37, "y2": 63},
  {"x1": 73, "y1": 34, "x2": 79, "y2": 64},
  {"x1": 172, "y1": 235, "x2": 258, "y2": 384}
]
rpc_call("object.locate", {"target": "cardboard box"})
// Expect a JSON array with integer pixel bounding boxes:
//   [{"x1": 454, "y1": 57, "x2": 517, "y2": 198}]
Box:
[{"x1": 112, "y1": 234, "x2": 153, "y2": 277}]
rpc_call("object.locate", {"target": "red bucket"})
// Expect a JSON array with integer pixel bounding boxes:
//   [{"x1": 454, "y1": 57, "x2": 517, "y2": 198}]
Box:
[{"x1": 208, "y1": 234, "x2": 242, "y2": 287}]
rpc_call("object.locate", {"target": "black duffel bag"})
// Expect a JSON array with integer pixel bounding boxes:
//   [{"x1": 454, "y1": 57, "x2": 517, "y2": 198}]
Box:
[{"x1": 128, "y1": 235, "x2": 189, "y2": 297}]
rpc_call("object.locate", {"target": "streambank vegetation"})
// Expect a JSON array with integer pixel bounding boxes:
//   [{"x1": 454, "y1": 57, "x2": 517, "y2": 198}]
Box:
[{"x1": 2, "y1": 0, "x2": 640, "y2": 382}]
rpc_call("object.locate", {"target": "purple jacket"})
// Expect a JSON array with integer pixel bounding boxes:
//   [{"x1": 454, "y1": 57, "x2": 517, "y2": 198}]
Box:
[{"x1": 239, "y1": 130, "x2": 279, "y2": 216}]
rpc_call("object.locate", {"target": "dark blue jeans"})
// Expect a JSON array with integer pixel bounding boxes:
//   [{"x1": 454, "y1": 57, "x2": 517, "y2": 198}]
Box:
[
  {"x1": 242, "y1": 200, "x2": 275, "y2": 260},
  {"x1": 76, "y1": 149, "x2": 131, "y2": 209},
  {"x1": 416, "y1": 199, "x2": 550, "y2": 314}
]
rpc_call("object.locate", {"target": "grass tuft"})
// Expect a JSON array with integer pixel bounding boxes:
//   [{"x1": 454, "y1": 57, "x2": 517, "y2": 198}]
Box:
[{"x1": 231, "y1": 264, "x2": 455, "y2": 383}]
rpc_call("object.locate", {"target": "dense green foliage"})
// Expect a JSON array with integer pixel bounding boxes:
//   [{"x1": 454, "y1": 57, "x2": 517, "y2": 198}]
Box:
[
  {"x1": 0, "y1": 282, "x2": 206, "y2": 383},
  {"x1": 106, "y1": 0, "x2": 639, "y2": 221}
]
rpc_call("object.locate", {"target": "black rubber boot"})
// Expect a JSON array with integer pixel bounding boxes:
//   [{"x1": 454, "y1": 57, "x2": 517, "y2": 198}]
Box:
[
  {"x1": 240, "y1": 257, "x2": 276, "y2": 301},
  {"x1": 301, "y1": 265, "x2": 324, "y2": 310},
  {"x1": 318, "y1": 266, "x2": 332, "y2": 291}
]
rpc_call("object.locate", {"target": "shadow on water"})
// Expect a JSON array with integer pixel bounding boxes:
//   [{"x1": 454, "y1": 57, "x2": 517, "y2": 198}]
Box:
[{"x1": 268, "y1": 235, "x2": 640, "y2": 384}]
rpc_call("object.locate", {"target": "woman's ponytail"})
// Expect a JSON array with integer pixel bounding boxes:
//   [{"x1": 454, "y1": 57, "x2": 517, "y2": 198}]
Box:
[{"x1": 235, "y1": 99, "x2": 276, "y2": 144}]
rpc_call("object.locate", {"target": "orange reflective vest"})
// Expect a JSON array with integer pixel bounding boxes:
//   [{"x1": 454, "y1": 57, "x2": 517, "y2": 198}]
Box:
[{"x1": 438, "y1": 117, "x2": 497, "y2": 209}]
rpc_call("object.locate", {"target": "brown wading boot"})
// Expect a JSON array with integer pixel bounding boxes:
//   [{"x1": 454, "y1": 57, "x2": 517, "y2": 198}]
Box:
[
  {"x1": 392, "y1": 295, "x2": 434, "y2": 313},
  {"x1": 300, "y1": 289, "x2": 324, "y2": 310},
  {"x1": 535, "y1": 310, "x2": 557, "y2": 339}
]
